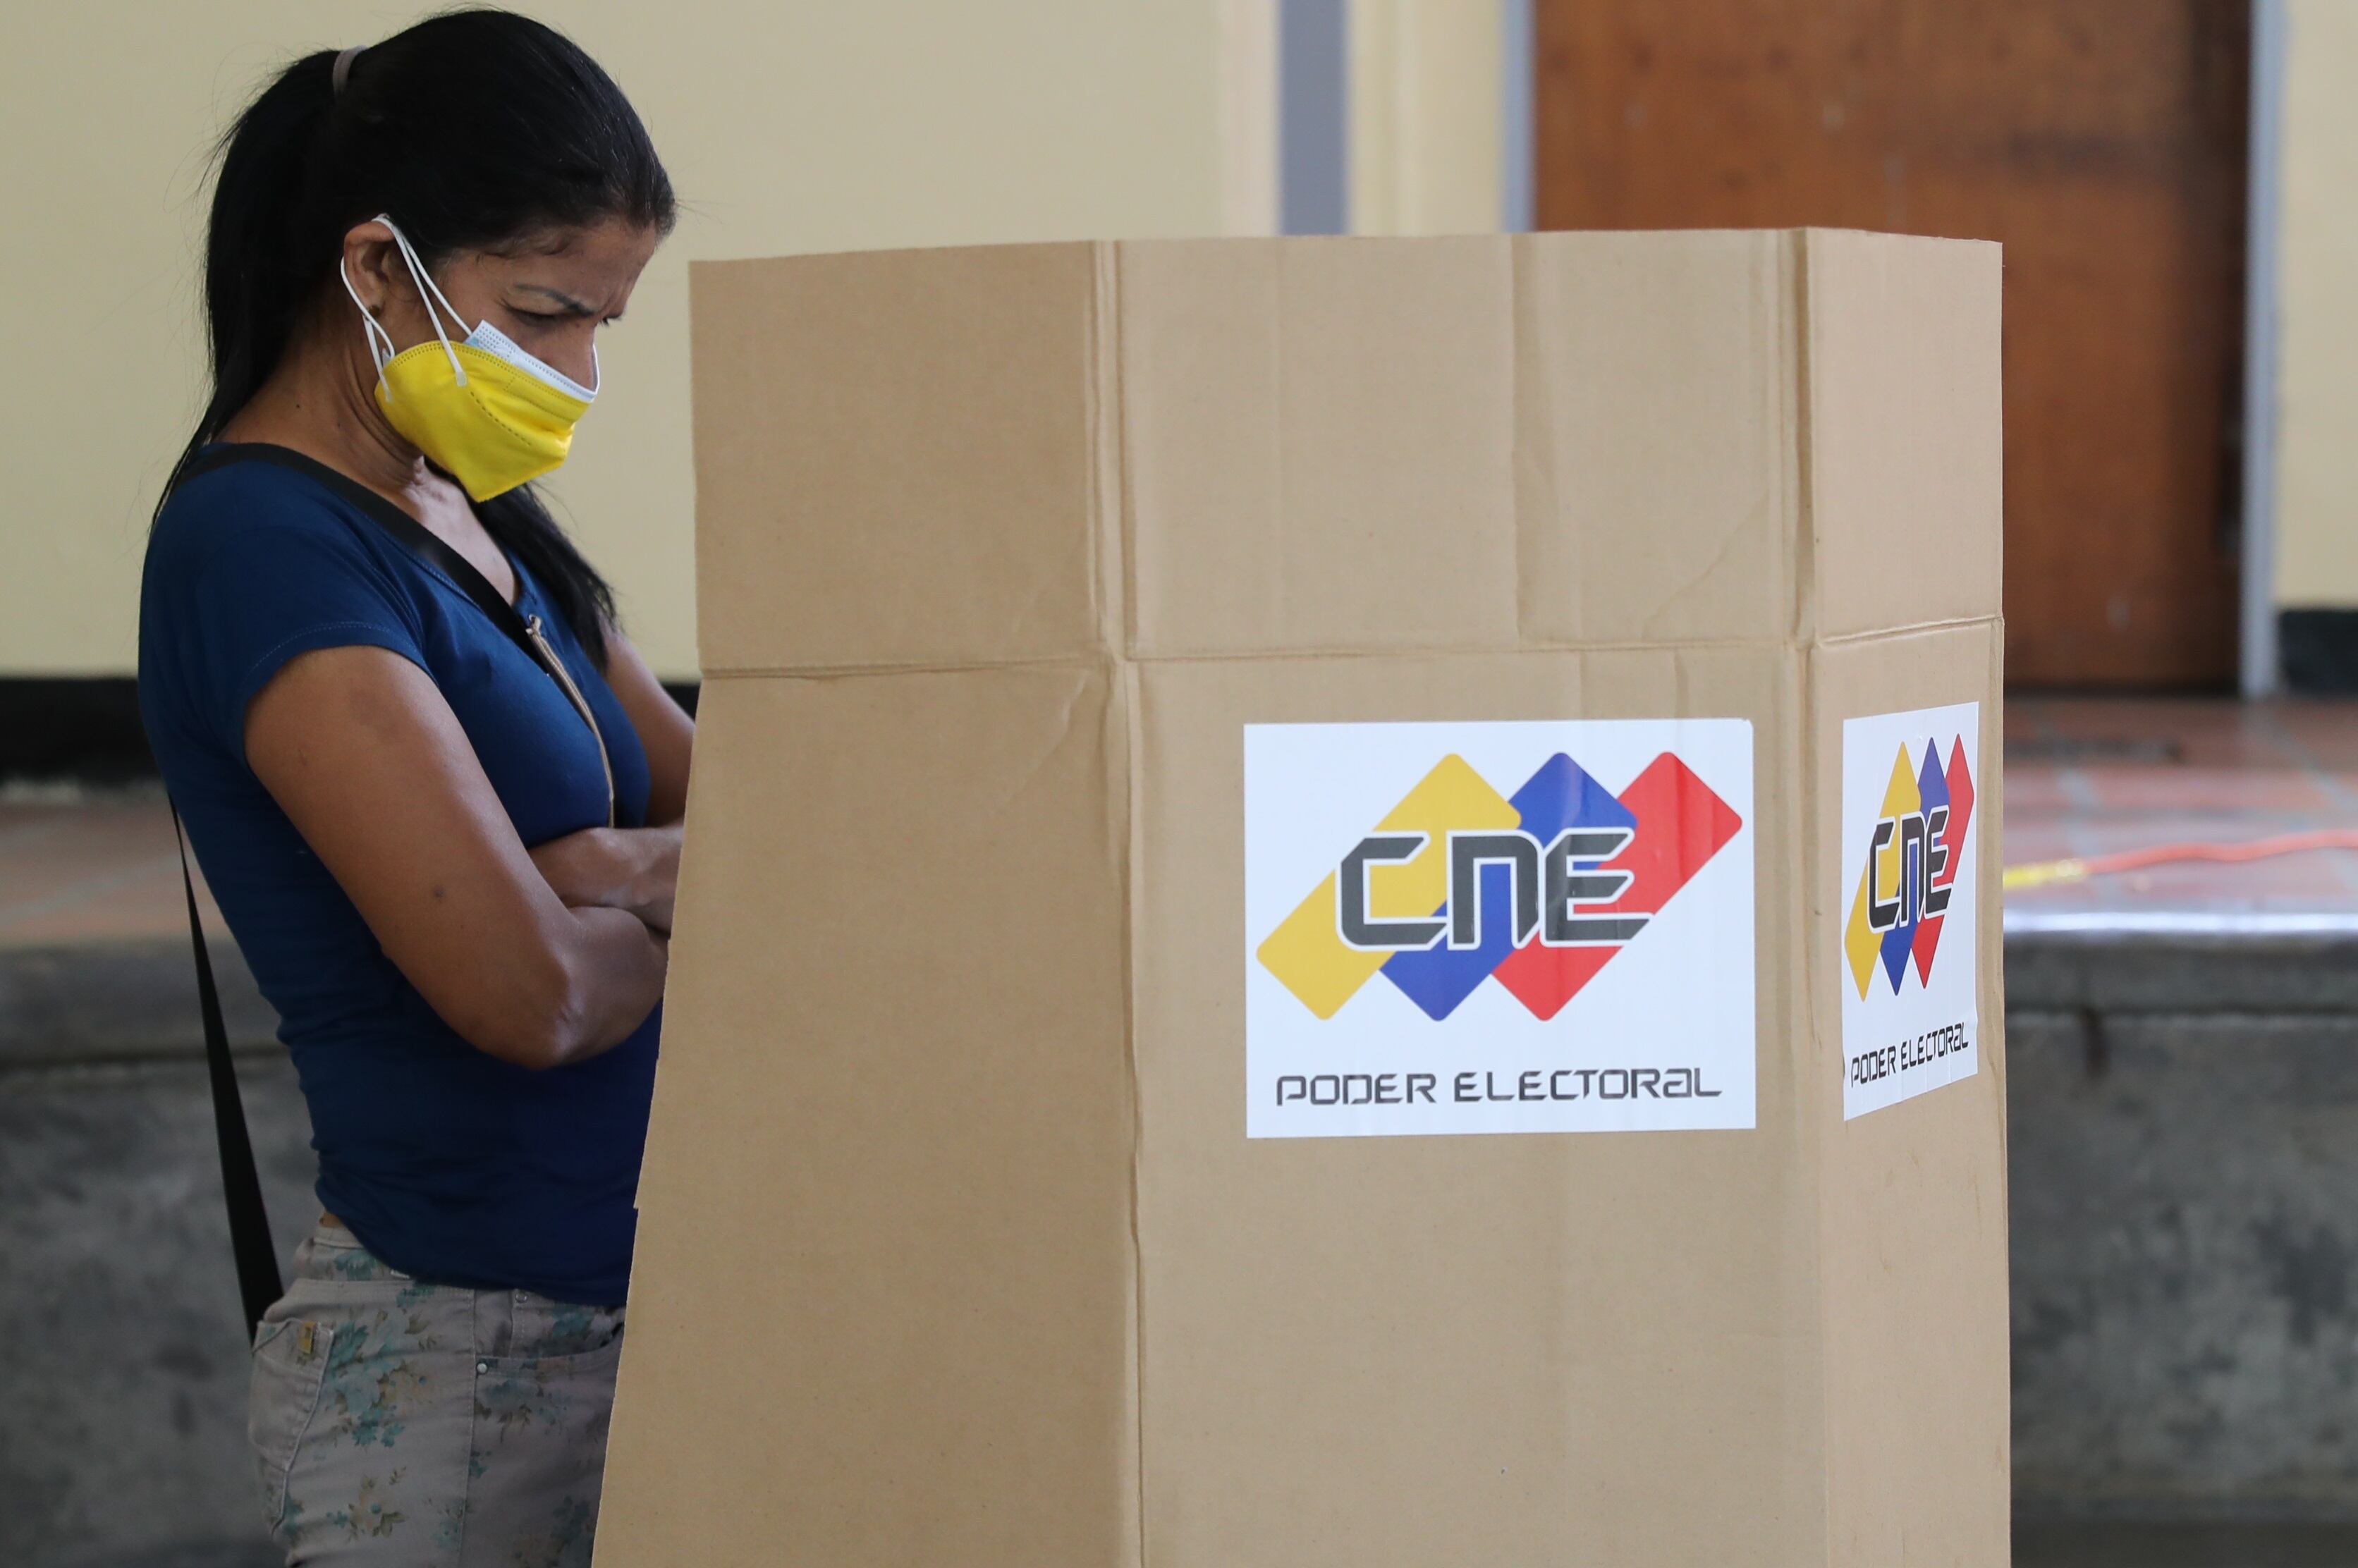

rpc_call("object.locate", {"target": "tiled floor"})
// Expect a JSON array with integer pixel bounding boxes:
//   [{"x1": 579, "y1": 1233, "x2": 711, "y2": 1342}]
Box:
[
  {"x1": 9, "y1": 697, "x2": 2358, "y2": 950},
  {"x1": 2005, "y1": 698, "x2": 2358, "y2": 931},
  {"x1": 0, "y1": 785, "x2": 222, "y2": 948}
]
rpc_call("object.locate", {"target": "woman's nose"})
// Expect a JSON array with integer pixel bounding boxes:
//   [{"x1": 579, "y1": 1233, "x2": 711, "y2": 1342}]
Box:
[{"x1": 553, "y1": 334, "x2": 598, "y2": 391}]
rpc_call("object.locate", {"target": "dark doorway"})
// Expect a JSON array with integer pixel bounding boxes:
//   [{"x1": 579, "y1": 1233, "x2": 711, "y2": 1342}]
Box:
[{"x1": 1537, "y1": 0, "x2": 2250, "y2": 689}]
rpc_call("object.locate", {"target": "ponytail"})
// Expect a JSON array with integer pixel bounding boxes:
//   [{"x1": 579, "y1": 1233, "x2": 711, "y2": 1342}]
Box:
[
  {"x1": 164, "y1": 10, "x2": 676, "y2": 666},
  {"x1": 163, "y1": 49, "x2": 338, "y2": 506}
]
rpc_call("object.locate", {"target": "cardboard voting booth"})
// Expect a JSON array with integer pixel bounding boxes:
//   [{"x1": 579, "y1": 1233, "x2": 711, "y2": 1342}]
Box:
[{"x1": 594, "y1": 230, "x2": 2007, "y2": 1567}]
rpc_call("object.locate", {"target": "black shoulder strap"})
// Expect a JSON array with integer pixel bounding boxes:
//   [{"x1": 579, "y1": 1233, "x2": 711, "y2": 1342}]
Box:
[
  {"x1": 170, "y1": 446, "x2": 297, "y2": 1340},
  {"x1": 173, "y1": 804, "x2": 281, "y2": 1341}
]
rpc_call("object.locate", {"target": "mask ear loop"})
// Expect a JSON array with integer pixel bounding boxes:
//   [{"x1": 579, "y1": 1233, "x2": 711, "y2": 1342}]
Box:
[
  {"x1": 374, "y1": 214, "x2": 470, "y2": 387},
  {"x1": 338, "y1": 257, "x2": 401, "y2": 395}
]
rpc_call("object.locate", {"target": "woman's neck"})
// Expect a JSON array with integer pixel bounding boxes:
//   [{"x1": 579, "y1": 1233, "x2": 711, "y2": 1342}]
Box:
[{"x1": 218, "y1": 307, "x2": 431, "y2": 508}]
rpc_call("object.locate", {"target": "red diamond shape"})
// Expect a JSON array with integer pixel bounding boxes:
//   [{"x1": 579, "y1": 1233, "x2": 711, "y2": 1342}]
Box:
[
  {"x1": 1491, "y1": 754, "x2": 1744, "y2": 1021},
  {"x1": 1910, "y1": 737, "x2": 1974, "y2": 984}
]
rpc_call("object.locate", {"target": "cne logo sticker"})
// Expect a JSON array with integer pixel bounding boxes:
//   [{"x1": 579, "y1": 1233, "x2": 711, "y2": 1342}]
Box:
[
  {"x1": 1838, "y1": 704, "x2": 1981, "y2": 1120},
  {"x1": 1245, "y1": 721, "x2": 1756, "y2": 1139},
  {"x1": 1844, "y1": 736, "x2": 1975, "y2": 1000},
  {"x1": 1257, "y1": 753, "x2": 1742, "y2": 1023}
]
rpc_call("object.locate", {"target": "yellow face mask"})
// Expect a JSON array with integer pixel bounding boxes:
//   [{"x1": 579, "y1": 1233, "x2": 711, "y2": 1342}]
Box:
[{"x1": 342, "y1": 215, "x2": 598, "y2": 502}]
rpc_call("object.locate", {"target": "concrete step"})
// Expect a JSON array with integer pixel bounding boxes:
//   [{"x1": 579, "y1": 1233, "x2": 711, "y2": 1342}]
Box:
[{"x1": 2016, "y1": 1521, "x2": 2358, "y2": 1567}]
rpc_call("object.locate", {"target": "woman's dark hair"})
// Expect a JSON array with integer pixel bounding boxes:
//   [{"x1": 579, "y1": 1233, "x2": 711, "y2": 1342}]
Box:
[{"x1": 165, "y1": 8, "x2": 676, "y2": 664}]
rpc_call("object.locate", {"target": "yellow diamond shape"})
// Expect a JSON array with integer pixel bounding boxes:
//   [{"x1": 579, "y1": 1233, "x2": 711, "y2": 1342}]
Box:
[
  {"x1": 1881, "y1": 742, "x2": 1922, "y2": 821},
  {"x1": 1845, "y1": 860, "x2": 1880, "y2": 999},
  {"x1": 1257, "y1": 754, "x2": 1520, "y2": 1019},
  {"x1": 1845, "y1": 745, "x2": 1924, "y2": 999}
]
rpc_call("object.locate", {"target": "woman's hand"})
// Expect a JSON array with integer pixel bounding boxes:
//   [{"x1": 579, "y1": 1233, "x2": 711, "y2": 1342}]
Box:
[{"x1": 530, "y1": 824, "x2": 682, "y2": 933}]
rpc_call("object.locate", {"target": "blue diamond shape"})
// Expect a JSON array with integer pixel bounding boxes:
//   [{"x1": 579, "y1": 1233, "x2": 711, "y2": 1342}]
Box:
[{"x1": 1381, "y1": 754, "x2": 1636, "y2": 1020}]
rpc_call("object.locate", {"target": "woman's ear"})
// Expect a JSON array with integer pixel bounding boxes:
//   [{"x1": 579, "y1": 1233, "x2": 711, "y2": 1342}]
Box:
[{"x1": 339, "y1": 219, "x2": 404, "y2": 318}]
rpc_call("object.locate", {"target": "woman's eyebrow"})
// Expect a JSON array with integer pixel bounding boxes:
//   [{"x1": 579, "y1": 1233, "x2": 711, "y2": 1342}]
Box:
[{"x1": 514, "y1": 283, "x2": 601, "y2": 317}]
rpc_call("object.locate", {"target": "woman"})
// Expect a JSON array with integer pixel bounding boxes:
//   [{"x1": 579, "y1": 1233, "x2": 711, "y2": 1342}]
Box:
[{"x1": 138, "y1": 12, "x2": 685, "y2": 1560}]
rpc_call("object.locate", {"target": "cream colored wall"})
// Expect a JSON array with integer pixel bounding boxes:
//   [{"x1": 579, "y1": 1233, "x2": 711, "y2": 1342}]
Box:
[
  {"x1": 2276, "y1": 0, "x2": 2358, "y2": 608},
  {"x1": 1, "y1": 1, "x2": 1272, "y2": 678}
]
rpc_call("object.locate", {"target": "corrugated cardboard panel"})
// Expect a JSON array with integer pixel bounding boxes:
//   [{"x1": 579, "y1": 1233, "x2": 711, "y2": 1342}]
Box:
[
  {"x1": 690, "y1": 246, "x2": 1106, "y2": 674},
  {"x1": 1130, "y1": 647, "x2": 1826, "y2": 1567},
  {"x1": 1512, "y1": 230, "x2": 1802, "y2": 647},
  {"x1": 1805, "y1": 231, "x2": 2005, "y2": 639},
  {"x1": 599, "y1": 668, "x2": 1139, "y2": 1567},
  {"x1": 611, "y1": 230, "x2": 2006, "y2": 1567},
  {"x1": 1810, "y1": 621, "x2": 2009, "y2": 1567},
  {"x1": 1117, "y1": 237, "x2": 1519, "y2": 658}
]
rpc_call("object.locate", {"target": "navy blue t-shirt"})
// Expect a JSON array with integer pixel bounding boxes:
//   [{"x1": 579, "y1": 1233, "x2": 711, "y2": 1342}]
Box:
[{"x1": 138, "y1": 445, "x2": 659, "y2": 1306}]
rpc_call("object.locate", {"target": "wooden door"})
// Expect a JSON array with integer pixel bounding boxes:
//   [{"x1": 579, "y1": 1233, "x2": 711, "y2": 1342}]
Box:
[{"x1": 1537, "y1": 0, "x2": 2249, "y2": 689}]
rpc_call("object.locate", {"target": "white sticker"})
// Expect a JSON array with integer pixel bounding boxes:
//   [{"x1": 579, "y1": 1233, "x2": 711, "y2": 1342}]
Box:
[
  {"x1": 1838, "y1": 703, "x2": 1982, "y2": 1119},
  {"x1": 1244, "y1": 720, "x2": 1755, "y2": 1138}
]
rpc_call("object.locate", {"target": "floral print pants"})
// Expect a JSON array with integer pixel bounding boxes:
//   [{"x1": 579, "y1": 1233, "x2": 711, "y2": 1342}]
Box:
[{"x1": 247, "y1": 1222, "x2": 624, "y2": 1565}]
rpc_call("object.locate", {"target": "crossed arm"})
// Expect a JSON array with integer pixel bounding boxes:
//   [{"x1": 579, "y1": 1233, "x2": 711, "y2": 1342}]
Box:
[{"x1": 243, "y1": 632, "x2": 693, "y2": 1071}]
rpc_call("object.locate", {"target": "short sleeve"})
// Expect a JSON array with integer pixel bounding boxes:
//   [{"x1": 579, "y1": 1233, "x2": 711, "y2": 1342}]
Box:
[{"x1": 140, "y1": 468, "x2": 430, "y2": 759}]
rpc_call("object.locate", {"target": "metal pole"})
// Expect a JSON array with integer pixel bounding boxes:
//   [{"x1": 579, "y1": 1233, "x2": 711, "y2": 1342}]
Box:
[
  {"x1": 2242, "y1": 0, "x2": 2289, "y2": 697},
  {"x1": 1280, "y1": 0, "x2": 1352, "y2": 235},
  {"x1": 1500, "y1": 0, "x2": 1535, "y2": 231}
]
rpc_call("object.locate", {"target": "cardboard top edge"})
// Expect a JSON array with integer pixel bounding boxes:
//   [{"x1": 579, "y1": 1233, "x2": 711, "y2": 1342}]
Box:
[
  {"x1": 687, "y1": 240, "x2": 1101, "y2": 282},
  {"x1": 685, "y1": 228, "x2": 1998, "y2": 275}
]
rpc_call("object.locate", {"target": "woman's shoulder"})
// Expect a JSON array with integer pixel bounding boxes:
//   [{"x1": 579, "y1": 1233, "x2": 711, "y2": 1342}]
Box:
[
  {"x1": 142, "y1": 448, "x2": 434, "y2": 654},
  {"x1": 148, "y1": 448, "x2": 407, "y2": 589},
  {"x1": 139, "y1": 451, "x2": 438, "y2": 745},
  {"x1": 155, "y1": 448, "x2": 362, "y2": 547}
]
